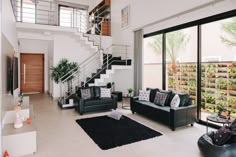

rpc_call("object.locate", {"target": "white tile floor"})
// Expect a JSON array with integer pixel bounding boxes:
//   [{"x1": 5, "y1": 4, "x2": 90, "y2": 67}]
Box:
[{"x1": 22, "y1": 94, "x2": 207, "y2": 157}]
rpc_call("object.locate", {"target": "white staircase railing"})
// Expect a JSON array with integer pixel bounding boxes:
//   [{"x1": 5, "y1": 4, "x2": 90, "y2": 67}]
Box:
[
  {"x1": 58, "y1": 44, "x2": 131, "y2": 104},
  {"x1": 59, "y1": 50, "x2": 102, "y2": 104}
]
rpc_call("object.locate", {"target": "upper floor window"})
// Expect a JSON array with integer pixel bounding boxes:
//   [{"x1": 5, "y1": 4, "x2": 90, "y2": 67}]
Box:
[{"x1": 59, "y1": 5, "x2": 88, "y2": 32}]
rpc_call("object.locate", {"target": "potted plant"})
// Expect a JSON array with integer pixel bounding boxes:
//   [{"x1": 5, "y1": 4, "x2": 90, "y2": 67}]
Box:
[
  {"x1": 127, "y1": 88, "x2": 134, "y2": 97},
  {"x1": 51, "y1": 58, "x2": 78, "y2": 96},
  {"x1": 127, "y1": 88, "x2": 133, "y2": 97}
]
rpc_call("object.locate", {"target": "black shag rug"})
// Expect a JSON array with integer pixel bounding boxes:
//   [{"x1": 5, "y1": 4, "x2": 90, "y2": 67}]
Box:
[{"x1": 76, "y1": 115, "x2": 162, "y2": 150}]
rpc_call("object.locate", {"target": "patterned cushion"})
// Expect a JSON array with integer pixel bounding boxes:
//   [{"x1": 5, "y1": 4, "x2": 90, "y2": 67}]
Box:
[
  {"x1": 80, "y1": 88, "x2": 92, "y2": 100},
  {"x1": 159, "y1": 90, "x2": 172, "y2": 106},
  {"x1": 170, "y1": 94, "x2": 180, "y2": 108},
  {"x1": 213, "y1": 126, "x2": 232, "y2": 146},
  {"x1": 138, "y1": 90, "x2": 150, "y2": 101},
  {"x1": 154, "y1": 91, "x2": 168, "y2": 106},
  {"x1": 146, "y1": 88, "x2": 160, "y2": 102},
  {"x1": 101, "y1": 88, "x2": 111, "y2": 98}
]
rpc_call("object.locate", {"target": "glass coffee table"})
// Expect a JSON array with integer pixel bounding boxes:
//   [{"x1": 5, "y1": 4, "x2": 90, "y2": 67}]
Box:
[{"x1": 206, "y1": 115, "x2": 233, "y2": 132}]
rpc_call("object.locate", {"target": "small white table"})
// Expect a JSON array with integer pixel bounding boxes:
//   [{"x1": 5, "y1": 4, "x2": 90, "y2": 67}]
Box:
[{"x1": 2, "y1": 122, "x2": 37, "y2": 157}]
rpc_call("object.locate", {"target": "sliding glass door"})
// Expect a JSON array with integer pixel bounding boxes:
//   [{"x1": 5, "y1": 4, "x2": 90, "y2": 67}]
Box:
[
  {"x1": 143, "y1": 11, "x2": 236, "y2": 127},
  {"x1": 143, "y1": 34, "x2": 163, "y2": 89},
  {"x1": 201, "y1": 17, "x2": 236, "y2": 124},
  {"x1": 166, "y1": 27, "x2": 198, "y2": 105}
]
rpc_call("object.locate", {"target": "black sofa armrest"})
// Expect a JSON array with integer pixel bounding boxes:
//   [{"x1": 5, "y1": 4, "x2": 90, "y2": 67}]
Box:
[
  {"x1": 170, "y1": 105, "x2": 197, "y2": 131},
  {"x1": 130, "y1": 96, "x2": 139, "y2": 113},
  {"x1": 74, "y1": 96, "x2": 85, "y2": 115},
  {"x1": 131, "y1": 96, "x2": 139, "y2": 100},
  {"x1": 111, "y1": 94, "x2": 118, "y2": 109}
]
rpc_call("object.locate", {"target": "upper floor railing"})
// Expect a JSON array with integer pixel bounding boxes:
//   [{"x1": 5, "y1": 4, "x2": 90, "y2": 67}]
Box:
[{"x1": 10, "y1": 0, "x2": 109, "y2": 35}]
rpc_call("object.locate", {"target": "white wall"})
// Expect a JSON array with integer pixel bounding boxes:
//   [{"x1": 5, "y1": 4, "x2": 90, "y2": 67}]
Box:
[
  {"x1": 48, "y1": 41, "x2": 54, "y2": 96},
  {"x1": 143, "y1": 1, "x2": 236, "y2": 34},
  {"x1": 2, "y1": 0, "x2": 17, "y2": 49},
  {"x1": 18, "y1": 39, "x2": 49, "y2": 92},
  {"x1": 0, "y1": 1, "x2": 2, "y2": 154},
  {"x1": 110, "y1": 0, "x2": 236, "y2": 91},
  {"x1": 1, "y1": 0, "x2": 18, "y2": 155},
  {"x1": 52, "y1": 34, "x2": 99, "y2": 98}
]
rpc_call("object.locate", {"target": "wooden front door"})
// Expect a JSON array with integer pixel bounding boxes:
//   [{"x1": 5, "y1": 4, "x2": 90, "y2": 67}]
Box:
[{"x1": 20, "y1": 53, "x2": 44, "y2": 93}]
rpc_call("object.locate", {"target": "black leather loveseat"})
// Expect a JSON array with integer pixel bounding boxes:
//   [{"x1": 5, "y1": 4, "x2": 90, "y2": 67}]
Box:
[
  {"x1": 131, "y1": 88, "x2": 197, "y2": 131},
  {"x1": 75, "y1": 86, "x2": 117, "y2": 115}
]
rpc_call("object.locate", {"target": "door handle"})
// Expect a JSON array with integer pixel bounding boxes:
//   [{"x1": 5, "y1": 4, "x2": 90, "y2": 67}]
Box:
[{"x1": 24, "y1": 64, "x2": 26, "y2": 84}]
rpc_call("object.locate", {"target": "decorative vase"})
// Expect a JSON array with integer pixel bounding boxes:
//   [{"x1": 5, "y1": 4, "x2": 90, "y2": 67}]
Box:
[{"x1": 14, "y1": 106, "x2": 24, "y2": 129}]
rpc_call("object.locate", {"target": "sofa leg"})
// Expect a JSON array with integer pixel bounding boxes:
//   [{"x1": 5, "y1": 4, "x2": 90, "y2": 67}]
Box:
[
  {"x1": 132, "y1": 111, "x2": 135, "y2": 114},
  {"x1": 171, "y1": 127, "x2": 175, "y2": 131},
  {"x1": 79, "y1": 112, "x2": 83, "y2": 115},
  {"x1": 191, "y1": 123, "x2": 194, "y2": 127}
]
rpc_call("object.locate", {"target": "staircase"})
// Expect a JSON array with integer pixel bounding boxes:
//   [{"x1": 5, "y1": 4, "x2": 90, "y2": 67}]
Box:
[
  {"x1": 84, "y1": 54, "x2": 132, "y2": 87},
  {"x1": 58, "y1": 44, "x2": 132, "y2": 109}
]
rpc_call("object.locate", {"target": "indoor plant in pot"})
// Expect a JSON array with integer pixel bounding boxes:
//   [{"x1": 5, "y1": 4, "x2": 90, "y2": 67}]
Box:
[
  {"x1": 50, "y1": 58, "x2": 78, "y2": 96},
  {"x1": 127, "y1": 88, "x2": 133, "y2": 97}
]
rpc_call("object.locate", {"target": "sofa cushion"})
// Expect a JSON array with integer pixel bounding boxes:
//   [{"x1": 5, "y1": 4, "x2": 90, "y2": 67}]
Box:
[
  {"x1": 77, "y1": 87, "x2": 94, "y2": 98},
  {"x1": 93, "y1": 86, "x2": 101, "y2": 98},
  {"x1": 138, "y1": 90, "x2": 150, "y2": 101},
  {"x1": 178, "y1": 94, "x2": 190, "y2": 107},
  {"x1": 213, "y1": 126, "x2": 232, "y2": 146},
  {"x1": 146, "y1": 88, "x2": 160, "y2": 102},
  {"x1": 170, "y1": 94, "x2": 180, "y2": 108},
  {"x1": 135, "y1": 100, "x2": 170, "y2": 112},
  {"x1": 167, "y1": 91, "x2": 190, "y2": 107},
  {"x1": 84, "y1": 98, "x2": 113, "y2": 107},
  {"x1": 154, "y1": 91, "x2": 168, "y2": 106},
  {"x1": 159, "y1": 90, "x2": 172, "y2": 106},
  {"x1": 81, "y1": 88, "x2": 93, "y2": 100},
  {"x1": 101, "y1": 88, "x2": 111, "y2": 98}
]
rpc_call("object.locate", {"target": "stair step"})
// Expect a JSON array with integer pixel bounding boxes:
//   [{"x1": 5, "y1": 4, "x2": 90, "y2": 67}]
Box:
[
  {"x1": 97, "y1": 69, "x2": 102, "y2": 73},
  {"x1": 86, "y1": 77, "x2": 91, "y2": 82},
  {"x1": 112, "y1": 57, "x2": 122, "y2": 60},
  {"x1": 103, "y1": 55, "x2": 112, "y2": 61},
  {"x1": 111, "y1": 59, "x2": 132, "y2": 66},
  {"x1": 92, "y1": 73, "x2": 96, "y2": 77},
  {"x1": 103, "y1": 57, "x2": 122, "y2": 65}
]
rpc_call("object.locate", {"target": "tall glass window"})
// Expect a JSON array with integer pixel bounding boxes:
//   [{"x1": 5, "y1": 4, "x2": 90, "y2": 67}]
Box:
[
  {"x1": 201, "y1": 17, "x2": 236, "y2": 123},
  {"x1": 59, "y1": 6, "x2": 88, "y2": 31},
  {"x1": 143, "y1": 34, "x2": 163, "y2": 89},
  {"x1": 166, "y1": 27, "x2": 198, "y2": 105},
  {"x1": 143, "y1": 12, "x2": 236, "y2": 127},
  {"x1": 22, "y1": 0, "x2": 35, "y2": 23}
]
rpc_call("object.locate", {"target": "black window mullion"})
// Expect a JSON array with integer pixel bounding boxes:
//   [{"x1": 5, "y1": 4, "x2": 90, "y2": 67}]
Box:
[
  {"x1": 197, "y1": 25, "x2": 202, "y2": 121},
  {"x1": 162, "y1": 33, "x2": 166, "y2": 90}
]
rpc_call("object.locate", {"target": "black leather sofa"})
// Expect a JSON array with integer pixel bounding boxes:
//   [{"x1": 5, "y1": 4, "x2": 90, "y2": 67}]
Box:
[
  {"x1": 198, "y1": 132, "x2": 236, "y2": 157},
  {"x1": 75, "y1": 86, "x2": 117, "y2": 115},
  {"x1": 131, "y1": 89, "x2": 197, "y2": 131}
]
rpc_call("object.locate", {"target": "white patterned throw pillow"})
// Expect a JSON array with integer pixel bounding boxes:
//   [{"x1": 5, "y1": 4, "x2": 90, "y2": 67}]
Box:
[
  {"x1": 139, "y1": 90, "x2": 150, "y2": 101},
  {"x1": 154, "y1": 91, "x2": 168, "y2": 106},
  {"x1": 170, "y1": 94, "x2": 180, "y2": 108},
  {"x1": 101, "y1": 88, "x2": 111, "y2": 98}
]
